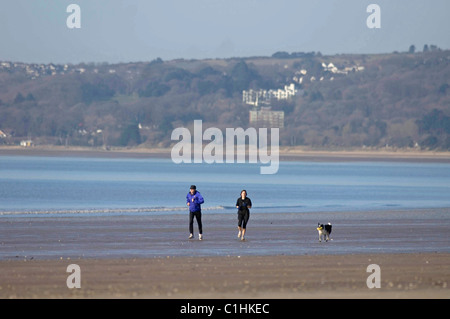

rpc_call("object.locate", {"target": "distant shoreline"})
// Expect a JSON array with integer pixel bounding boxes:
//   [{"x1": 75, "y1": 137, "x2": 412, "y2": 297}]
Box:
[{"x1": 1, "y1": 145, "x2": 450, "y2": 163}]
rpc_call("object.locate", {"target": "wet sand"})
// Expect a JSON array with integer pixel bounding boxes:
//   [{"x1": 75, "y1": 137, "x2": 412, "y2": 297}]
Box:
[
  {"x1": 1, "y1": 209, "x2": 449, "y2": 299},
  {"x1": 2, "y1": 209, "x2": 450, "y2": 259}
]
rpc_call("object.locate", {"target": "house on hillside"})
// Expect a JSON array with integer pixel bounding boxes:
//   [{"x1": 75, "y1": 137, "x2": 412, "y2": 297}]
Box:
[
  {"x1": 20, "y1": 140, "x2": 34, "y2": 147},
  {"x1": 243, "y1": 83, "x2": 297, "y2": 106}
]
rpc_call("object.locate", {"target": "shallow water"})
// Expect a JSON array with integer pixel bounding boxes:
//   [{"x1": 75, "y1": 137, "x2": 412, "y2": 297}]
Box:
[{"x1": 1, "y1": 156, "x2": 450, "y2": 216}]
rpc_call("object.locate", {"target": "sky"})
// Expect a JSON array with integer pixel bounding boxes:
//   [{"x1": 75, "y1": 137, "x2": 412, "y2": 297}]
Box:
[{"x1": 0, "y1": 0, "x2": 449, "y2": 64}]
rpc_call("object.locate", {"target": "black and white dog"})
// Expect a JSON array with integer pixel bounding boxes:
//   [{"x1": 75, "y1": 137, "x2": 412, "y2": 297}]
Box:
[{"x1": 317, "y1": 223, "x2": 332, "y2": 242}]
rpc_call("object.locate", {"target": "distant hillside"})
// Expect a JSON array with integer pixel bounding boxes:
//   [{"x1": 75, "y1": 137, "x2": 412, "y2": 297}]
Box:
[{"x1": 0, "y1": 50, "x2": 449, "y2": 150}]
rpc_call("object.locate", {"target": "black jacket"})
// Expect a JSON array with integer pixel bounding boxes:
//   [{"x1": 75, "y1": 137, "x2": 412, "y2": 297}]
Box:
[{"x1": 236, "y1": 197, "x2": 252, "y2": 213}]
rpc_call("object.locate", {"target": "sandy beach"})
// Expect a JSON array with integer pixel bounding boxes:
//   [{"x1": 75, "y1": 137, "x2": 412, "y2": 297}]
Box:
[
  {"x1": 1, "y1": 147, "x2": 449, "y2": 300},
  {"x1": 1, "y1": 209, "x2": 449, "y2": 299},
  {"x1": 1, "y1": 253, "x2": 449, "y2": 299}
]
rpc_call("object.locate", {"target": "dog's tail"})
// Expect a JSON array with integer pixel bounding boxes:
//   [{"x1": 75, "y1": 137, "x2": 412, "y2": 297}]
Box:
[{"x1": 325, "y1": 222, "x2": 332, "y2": 234}]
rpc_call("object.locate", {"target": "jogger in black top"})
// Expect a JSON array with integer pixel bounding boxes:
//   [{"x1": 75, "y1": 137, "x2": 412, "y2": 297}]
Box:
[{"x1": 236, "y1": 190, "x2": 252, "y2": 240}]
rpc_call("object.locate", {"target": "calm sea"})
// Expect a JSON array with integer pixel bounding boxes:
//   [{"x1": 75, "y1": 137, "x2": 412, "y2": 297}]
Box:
[{"x1": 1, "y1": 155, "x2": 450, "y2": 217}]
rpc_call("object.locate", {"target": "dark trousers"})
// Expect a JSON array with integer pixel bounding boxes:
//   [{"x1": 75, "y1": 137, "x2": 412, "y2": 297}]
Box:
[
  {"x1": 238, "y1": 211, "x2": 250, "y2": 229},
  {"x1": 189, "y1": 211, "x2": 202, "y2": 234}
]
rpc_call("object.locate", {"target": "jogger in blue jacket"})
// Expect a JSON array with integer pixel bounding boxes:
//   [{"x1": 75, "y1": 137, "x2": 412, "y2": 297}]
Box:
[{"x1": 186, "y1": 185, "x2": 204, "y2": 240}]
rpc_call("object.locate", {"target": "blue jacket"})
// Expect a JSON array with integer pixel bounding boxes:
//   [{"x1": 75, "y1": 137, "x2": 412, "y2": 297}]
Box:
[{"x1": 186, "y1": 191, "x2": 204, "y2": 212}]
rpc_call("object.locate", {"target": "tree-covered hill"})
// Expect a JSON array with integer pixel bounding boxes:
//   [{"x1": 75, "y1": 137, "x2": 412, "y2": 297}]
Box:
[{"x1": 0, "y1": 49, "x2": 449, "y2": 150}]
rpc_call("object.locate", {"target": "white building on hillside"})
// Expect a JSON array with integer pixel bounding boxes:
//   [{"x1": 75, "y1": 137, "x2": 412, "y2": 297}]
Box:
[{"x1": 243, "y1": 83, "x2": 297, "y2": 106}]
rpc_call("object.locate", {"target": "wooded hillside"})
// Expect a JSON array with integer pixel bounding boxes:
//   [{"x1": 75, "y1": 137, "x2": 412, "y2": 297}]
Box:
[{"x1": 0, "y1": 50, "x2": 449, "y2": 150}]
